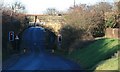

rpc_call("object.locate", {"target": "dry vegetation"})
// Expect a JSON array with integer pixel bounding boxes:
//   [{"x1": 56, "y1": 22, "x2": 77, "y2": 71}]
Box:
[
  {"x1": 58, "y1": 2, "x2": 120, "y2": 53},
  {"x1": 1, "y1": 2, "x2": 29, "y2": 60}
]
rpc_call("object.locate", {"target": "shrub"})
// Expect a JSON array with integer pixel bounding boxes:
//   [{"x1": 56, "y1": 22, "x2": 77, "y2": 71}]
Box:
[{"x1": 60, "y1": 24, "x2": 94, "y2": 53}]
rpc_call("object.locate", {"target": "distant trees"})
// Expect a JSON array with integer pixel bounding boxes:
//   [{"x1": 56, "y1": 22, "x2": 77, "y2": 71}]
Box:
[
  {"x1": 91, "y1": 2, "x2": 113, "y2": 13},
  {"x1": 45, "y1": 8, "x2": 59, "y2": 15}
]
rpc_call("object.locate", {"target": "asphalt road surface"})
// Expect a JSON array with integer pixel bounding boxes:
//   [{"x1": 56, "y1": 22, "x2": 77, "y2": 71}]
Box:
[{"x1": 3, "y1": 27, "x2": 80, "y2": 70}]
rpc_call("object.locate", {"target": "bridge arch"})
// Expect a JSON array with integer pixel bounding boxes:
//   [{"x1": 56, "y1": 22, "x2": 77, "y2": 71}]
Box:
[
  {"x1": 19, "y1": 26, "x2": 57, "y2": 54},
  {"x1": 20, "y1": 27, "x2": 46, "y2": 53}
]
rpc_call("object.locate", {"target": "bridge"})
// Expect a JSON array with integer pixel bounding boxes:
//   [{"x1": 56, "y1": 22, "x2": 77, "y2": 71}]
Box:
[{"x1": 24, "y1": 14, "x2": 65, "y2": 35}]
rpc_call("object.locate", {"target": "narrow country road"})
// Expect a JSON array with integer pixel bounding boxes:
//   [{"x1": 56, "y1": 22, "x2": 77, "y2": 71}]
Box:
[{"x1": 3, "y1": 27, "x2": 80, "y2": 70}]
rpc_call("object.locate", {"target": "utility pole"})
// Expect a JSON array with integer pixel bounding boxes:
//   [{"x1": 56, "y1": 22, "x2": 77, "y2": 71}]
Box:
[
  {"x1": 34, "y1": 16, "x2": 37, "y2": 26},
  {"x1": 74, "y1": 0, "x2": 75, "y2": 7}
]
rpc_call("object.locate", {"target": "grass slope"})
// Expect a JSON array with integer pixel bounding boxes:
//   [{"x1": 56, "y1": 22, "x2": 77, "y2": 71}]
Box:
[
  {"x1": 67, "y1": 38, "x2": 120, "y2": 69},
  {"x1": 95, "y1": 54, "x2": 119, "y2": 70}
]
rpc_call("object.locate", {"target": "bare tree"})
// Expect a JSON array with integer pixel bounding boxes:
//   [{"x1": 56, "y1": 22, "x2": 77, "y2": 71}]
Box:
[
  {"x1": 62, "y1": 3, "x2": 107, "y2": 50},
  {"x1": 91, "y1": 2, "x2": 113, "y2": 13},
  {"x1": 116, "y1": 1, "x2": 120, "y2": 13},
  {"x1": 11, "y1": 1, "x2": 25, "y2": 13}
]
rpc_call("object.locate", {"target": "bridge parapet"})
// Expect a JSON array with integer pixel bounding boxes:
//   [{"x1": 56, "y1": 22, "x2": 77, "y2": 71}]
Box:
[{"x1": 26, "y1": 14, "x2": 65, "y2": 25}]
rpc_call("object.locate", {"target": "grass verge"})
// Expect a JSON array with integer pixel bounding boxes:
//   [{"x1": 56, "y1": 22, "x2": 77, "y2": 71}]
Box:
[
  {"x1": 95, "y1": 53, "x2": 119, "y2": 70},
  {"x1": 63, "y1": 38, "x2": 120, "y2": 70}
]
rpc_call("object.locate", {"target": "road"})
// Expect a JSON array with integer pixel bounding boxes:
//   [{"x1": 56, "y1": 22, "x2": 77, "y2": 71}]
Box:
[{"x1": 3, "y1": 27, "x2": 80, "y2": 70}]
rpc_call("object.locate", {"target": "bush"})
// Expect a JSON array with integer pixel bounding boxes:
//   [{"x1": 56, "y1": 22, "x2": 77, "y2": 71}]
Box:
[
  {"x1": 2, "y1": 10, "x2": 29, "y2": 60},
  {"x1": 61, "y1": 24, "x2": 94, "y2": 53},
  {"x1": 105, "y1": 15, "x2": 116, "y2": 28}
]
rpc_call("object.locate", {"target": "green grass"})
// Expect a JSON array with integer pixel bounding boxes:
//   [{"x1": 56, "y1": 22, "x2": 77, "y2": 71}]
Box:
[
  {"x1": 95, "y1": 55, "x2": 119, "y2": 70},
  {"x1": 66, "y1": 38, "x2": 120, "y2": 69}
]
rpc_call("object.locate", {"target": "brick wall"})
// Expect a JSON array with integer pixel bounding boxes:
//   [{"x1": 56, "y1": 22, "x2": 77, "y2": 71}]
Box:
[{"x1": 105, "y1": 28, "x2": 120, "y2": 39}]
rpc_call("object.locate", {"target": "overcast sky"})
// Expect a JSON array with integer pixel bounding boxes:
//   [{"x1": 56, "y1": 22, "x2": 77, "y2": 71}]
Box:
[{"x1": 3, "y1": 0, "x2": 114, "y2": 14}]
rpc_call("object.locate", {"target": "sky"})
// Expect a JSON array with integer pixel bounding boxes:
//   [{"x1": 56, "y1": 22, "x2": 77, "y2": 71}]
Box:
[{"x1": 3, "y1": 0, "x2": 114, "y2": 14}]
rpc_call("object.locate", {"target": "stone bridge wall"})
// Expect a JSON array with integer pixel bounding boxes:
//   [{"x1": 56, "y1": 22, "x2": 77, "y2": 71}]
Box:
[{"x1": 27, "y1": 15, "x2": 65, "y2": 24}]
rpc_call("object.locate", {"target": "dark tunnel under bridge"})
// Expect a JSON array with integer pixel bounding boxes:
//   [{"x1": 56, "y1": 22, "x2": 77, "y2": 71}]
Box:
[{"x1": 20, "y1": 26, "x2": 56, "y2": 54}]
